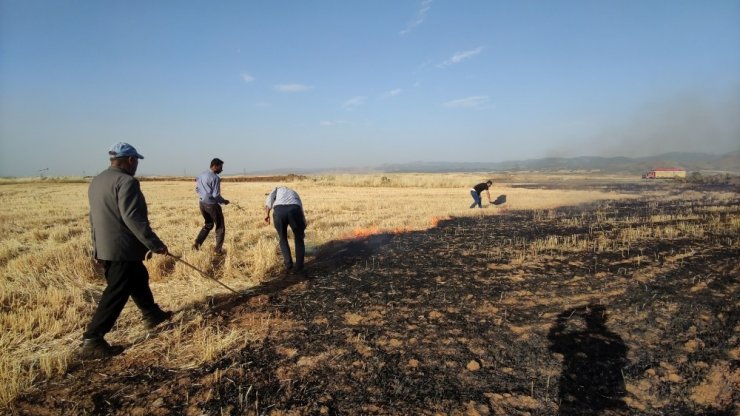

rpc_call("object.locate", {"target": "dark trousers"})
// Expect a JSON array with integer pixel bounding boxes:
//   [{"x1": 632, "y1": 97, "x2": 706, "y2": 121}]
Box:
[
  {"x1": 83, "y1": 261, "x2": 162, "y2": 340},
  {"x1": 273, "y1": 204, "x2": 306, "y2": 270},
  {"x1": 195, "y1": 202, "x2": 225, "y2": 250}
]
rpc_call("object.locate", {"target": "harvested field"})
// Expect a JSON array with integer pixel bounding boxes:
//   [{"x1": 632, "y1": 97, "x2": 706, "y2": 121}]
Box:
[
  {"x1": 137, "y1": 174, "x2": 309, "y2": 183},
  {"x1": 8, "y1": 183, "x2": 740, "y2": 415}
]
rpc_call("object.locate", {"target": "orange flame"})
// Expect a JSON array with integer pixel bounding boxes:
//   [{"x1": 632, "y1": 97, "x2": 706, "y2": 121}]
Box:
[
  {"x1": 347, "y1": 225, "x2": 411, "y2": 239},
  {"x1": 346, "y1": 219, "x2": 445, "y2": 240},
  {"x1": 430, "y1": 216, "x2": 449, "y2": 227},
  {"x1": 351, "y1": 226, "x2": 380, "y2": 238}
]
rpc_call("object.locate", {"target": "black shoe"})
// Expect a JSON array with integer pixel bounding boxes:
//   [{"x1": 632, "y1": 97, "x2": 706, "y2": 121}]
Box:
[
  {"x1": 79, "y1": 338, "x2": 124, "y2": 360},
  {"x1": 213, "y1": 247, "x2": 224, "y2": 255},
  {"x1": 144, "y1": 310, "x2": 172, "y2": 329},
  {"x1": 191, "y1": 243, "x2": 200, "y2": 251}
]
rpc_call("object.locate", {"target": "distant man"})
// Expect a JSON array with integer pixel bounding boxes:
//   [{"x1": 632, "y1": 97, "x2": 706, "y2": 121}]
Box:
[
  {"x1": 470, "y1": 180, "x2": 493, "y2": 208},
  {"x1": 83, "y1": 142, "x2": 171, "y2": 359},
  {"x1": 264, "y1": 186, "x2": 307, "y2": 274},
  {"x1": 193, "y1": 158, "x2": 229, "y2": 254}
]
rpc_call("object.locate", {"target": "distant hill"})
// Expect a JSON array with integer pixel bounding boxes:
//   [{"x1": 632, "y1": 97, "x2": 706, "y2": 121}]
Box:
[{"x1": 379, "y1": 151, "x2": 740, "y2": 174}]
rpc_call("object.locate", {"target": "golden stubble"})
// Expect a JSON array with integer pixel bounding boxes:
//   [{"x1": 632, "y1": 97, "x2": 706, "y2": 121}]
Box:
[{"x1": 0, "y1": 172, "x2": 668, "y2": 407}]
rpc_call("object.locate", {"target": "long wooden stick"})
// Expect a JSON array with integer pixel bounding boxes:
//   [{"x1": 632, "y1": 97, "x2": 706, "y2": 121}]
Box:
[{"x1": 166, "y1": 253, "x2": 242, "y2": 296}]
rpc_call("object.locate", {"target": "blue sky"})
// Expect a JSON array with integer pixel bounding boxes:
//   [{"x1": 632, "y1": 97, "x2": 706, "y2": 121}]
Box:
[{"x1": 1, "y1": 0, "x2": 739, "y2": 176}]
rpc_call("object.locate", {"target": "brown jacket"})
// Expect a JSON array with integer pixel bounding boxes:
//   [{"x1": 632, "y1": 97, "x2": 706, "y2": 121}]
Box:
[{"x1": 88, "y1": 167, "x2": 164, "y2": 261}]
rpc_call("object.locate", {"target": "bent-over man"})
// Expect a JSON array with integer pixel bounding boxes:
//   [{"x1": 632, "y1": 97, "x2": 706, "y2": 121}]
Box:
[
  {"x1": 470, "y1": 180, "x2": 493, "y2": 208},
  {"x1": 264, "y1": 186, "x2": 307, "y2": 274}
]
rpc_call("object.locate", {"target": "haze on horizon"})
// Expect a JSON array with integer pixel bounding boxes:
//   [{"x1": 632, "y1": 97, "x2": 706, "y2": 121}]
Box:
[{"x1": 1, "y1": 1, "x2": 739, "y2": 177}]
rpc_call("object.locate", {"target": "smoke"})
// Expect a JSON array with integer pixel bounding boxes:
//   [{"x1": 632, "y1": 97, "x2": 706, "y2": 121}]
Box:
[{"x1": 592, "y1": 87, "x2": 740, "y2": 157}]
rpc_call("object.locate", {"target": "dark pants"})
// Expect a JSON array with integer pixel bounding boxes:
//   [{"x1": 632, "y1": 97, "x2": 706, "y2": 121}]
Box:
[
  {"x1": 195, "y1": 202, "x2": 225, "y2": 250},
  {"x1": 273, "y1": 204, "x2": 306, "y2": 270},
  {"x1": 470, "y1": 190, "x2": 482, "y2": 208},
  {"x1": 83, "y1": 261, "x2": 162, "y2": 340}
]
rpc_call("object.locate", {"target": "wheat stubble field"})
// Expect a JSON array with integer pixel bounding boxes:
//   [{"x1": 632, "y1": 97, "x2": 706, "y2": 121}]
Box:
[{"x1": 1, "y1": 173, "x2": 738, "y2": 415}]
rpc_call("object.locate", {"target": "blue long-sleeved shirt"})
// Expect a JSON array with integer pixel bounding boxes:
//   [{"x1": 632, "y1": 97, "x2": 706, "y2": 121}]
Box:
[{"x1": 195, "y1": 170, "x2": 226, "y2": 204}]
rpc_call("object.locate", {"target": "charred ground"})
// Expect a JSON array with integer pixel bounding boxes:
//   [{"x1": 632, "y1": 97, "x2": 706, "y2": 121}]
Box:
[{"x1": 11, "y1": 185, "x2": 739, "y2": 415}]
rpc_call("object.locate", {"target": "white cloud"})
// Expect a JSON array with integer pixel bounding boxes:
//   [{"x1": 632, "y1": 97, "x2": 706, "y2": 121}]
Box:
[
  {"x1": 417, "y1": 60, "x2": 432, "y2": 71},
  {"x1": 400, "y1": 0, "x2": 433, "y2": 36},
  {"x1": 274, "y1": 84, "x2": 314, "y2": 93},
  {"x1": 241, "y1": 72, "x2": 254, "y2": 83},
  {"x1": 443, "y1": 96, "x2": 490, "y2": 108},
  {"x1": 343, "y1": 96, "x2": 367, "y2": 109},
  {"x1": 320, "y1": 120, "x2": 347, "y2": 127},
  {"x1": 439, "y1": 46, "x2": 485, "y2": 67},
  {"x1": 381, "y1": 89, "x2": 402, "y2": 99}
]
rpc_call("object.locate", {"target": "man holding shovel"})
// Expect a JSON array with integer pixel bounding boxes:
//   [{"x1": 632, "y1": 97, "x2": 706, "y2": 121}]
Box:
[
  {"x1": 193, "y1": 158, "x2": 230, "y2": 254},
  {"x1": 82, "y1": 142, "x2": 172, "y2": 359},
  {"x1": 470, "y1": 180, "x2": 493, "y2": 208}
]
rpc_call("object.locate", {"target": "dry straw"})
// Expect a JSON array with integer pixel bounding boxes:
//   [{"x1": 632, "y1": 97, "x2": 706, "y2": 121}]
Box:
[{"x1": 0, "y1": 172, "x2": 649, "y2": 407}]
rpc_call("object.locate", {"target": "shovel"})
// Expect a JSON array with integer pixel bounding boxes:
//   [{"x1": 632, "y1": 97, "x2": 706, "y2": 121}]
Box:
[{"x1": 491, "y1": 194, "x2": 507, "y2": 205}]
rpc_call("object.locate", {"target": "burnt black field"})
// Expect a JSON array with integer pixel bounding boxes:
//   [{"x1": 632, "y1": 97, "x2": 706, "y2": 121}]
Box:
[{"x1": 13, "y1": 183, "x2": 739, "y2": 416}]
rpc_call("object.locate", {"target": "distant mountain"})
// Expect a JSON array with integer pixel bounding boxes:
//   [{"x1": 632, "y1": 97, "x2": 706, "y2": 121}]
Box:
[{"x1": 380, "y1": 152, "x2": 740, "y2": 174}]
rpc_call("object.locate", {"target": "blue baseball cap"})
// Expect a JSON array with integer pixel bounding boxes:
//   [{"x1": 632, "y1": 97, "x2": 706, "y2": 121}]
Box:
[{"x1": 108, "y1": 142, "x2": 144, "y2": 159}]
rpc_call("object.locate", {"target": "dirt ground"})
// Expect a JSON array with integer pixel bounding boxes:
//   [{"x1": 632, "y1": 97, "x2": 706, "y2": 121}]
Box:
[{"x1": 10, "y1": 184, "x2": 739, "y2": 415}]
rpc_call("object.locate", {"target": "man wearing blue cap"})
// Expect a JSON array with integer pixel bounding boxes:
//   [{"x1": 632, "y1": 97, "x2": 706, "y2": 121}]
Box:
[
  {"x1": 81, "y1": 142, "x2": 171, "y2": 359},
  {"x1": 192, "y1": 158, "x2": 229, "y2": 254}
]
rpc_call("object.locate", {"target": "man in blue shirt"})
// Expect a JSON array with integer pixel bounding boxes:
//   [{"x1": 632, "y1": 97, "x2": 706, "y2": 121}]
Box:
[{"x1": 193, "y1": 158, "x2": 230, "y2": 254}]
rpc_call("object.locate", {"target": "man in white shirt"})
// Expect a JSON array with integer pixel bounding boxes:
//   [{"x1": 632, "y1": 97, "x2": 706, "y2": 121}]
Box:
[{"x1": 264, "y1": 186, "x2": 307, "y2": 274}]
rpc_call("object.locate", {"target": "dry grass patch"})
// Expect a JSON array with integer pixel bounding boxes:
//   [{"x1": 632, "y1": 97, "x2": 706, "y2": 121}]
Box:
[{"x1": 0, "y1": 173, "x2": 636, "y2": 408}]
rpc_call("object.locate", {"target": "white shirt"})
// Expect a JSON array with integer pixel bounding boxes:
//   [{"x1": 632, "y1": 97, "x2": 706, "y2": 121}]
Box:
[{"x1": 265, "y1": 186, "x2": 302, "y2": 209}]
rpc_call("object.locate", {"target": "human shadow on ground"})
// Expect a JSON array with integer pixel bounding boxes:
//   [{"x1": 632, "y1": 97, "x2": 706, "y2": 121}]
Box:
[{"x1": 548, "y1": 304, "x2": 629, "y2": 415}]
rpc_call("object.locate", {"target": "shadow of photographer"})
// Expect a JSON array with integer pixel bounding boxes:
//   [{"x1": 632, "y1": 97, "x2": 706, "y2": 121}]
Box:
[{"x1": 548, "y1": 304, "x2": 629, "y2": 415}]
